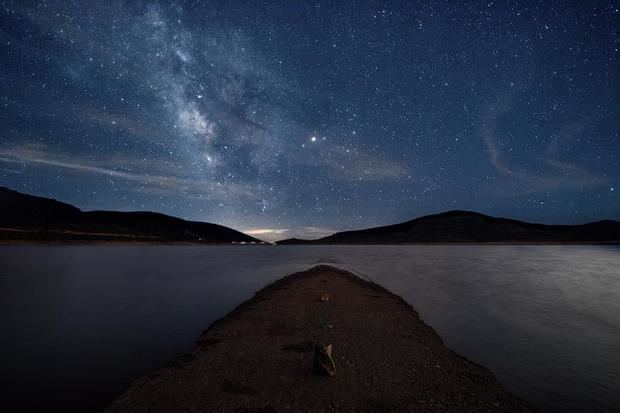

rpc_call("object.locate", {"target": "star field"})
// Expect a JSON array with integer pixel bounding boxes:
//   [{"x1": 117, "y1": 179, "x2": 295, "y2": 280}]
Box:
[{"x1": 1, "y1": 1, "x2": 618, "y2": 241}]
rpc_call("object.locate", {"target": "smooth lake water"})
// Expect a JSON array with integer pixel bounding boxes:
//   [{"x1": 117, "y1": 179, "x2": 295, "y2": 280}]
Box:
[{"x1": 1, "y1": 245, "x2": 619, "y2": 412}]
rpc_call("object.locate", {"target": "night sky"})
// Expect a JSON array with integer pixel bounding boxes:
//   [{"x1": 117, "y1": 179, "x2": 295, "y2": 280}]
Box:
[{"x1": 1, "y1": 1, "x2": 618, "y2": 241}]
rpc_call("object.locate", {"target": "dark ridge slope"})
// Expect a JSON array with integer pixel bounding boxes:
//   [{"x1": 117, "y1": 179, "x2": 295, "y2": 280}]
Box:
[
  {"x1": 0, "y1": 186, "x2": 259, "y2": 243},
  {"x1": 279, "y1": 210, "x2": 620, "y2": 244}
]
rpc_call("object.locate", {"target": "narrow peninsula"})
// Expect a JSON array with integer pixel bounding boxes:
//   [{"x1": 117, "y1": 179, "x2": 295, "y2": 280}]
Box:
[{"x1": 107, "y1": 266, "x2": 534, "y2": 412}]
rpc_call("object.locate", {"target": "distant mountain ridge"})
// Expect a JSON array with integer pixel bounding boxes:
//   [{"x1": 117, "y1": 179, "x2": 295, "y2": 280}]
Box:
[
  {"x1": 278, "y1": 210, "x2": 620, "y2": 244},
  {"x1": 0, "y1": 186, "x2": 260, "y2": 243},
  {"x1": 2, "y1": 187, "x2": 618, "y2": 244}
]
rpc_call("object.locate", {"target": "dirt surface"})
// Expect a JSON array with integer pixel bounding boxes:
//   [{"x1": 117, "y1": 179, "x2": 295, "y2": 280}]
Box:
[{"x1": 106, "y1": 265, "x2": 535, "y2": 412}]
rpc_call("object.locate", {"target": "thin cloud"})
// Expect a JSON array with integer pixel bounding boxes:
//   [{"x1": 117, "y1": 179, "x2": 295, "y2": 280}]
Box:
[
  {"x1": 244, "y1": 228, "x2": 289, "y2": 235},
  {"x1": 289, "y1": 226, "x2": 338, "y2": 239},
  {"x1": 242, "y1": 227, "x2": 289, "y2": 242},
  {"x1": 296, "y1": 144, "x2": 410, "y2": 182},
  {"x1": 0, "y1": 143, "x2": 260, "y2": 201},
  {"x1": 481, "y1": 97, "x2": 605, "y2": 196},
  {"x1": 85, "y1": 109, "x2": 168, "y2": 144}
]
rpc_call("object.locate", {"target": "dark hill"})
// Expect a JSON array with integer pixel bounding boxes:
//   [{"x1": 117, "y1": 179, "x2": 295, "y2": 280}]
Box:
[
  {"x1": 0, "y1": 186, "x2": 260, "y2": 243},
  {"x1": 278, "y1": 210, "x2": 620, "y2": 244},
  {"x1": 275, "y1": 237, "x2": 318, "y2": 245}
]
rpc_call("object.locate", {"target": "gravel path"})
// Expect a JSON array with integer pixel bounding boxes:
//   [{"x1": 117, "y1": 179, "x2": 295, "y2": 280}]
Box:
[{"x1": 107, "y1": 265, "x2": 535, "y2": 412}]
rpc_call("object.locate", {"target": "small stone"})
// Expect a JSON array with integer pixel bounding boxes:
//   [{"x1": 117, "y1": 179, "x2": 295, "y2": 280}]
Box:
[
  {"x1": 314, "y1": 343, "x2": 336, "y2": 376},
  {"x1": 320, "y1": 292, "x2": 330, "y2": 302}
]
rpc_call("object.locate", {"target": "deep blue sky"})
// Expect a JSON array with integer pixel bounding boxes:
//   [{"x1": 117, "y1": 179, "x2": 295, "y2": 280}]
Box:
[{"x1": 1, "y1": 1, "x2": 618, "y2": 240}]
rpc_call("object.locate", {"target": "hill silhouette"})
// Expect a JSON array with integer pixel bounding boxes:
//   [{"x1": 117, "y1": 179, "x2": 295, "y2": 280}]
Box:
[
  {"x1": 0, "y1": 187, "x2": 260, "y2": 243},
  {"x1": 278, "y1": 210, "x2": 620, "y2": 244}
]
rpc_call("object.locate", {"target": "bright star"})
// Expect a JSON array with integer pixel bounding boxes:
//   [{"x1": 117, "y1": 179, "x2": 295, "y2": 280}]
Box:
[{"x1": 311, "y1": 136, "x2": 317, "y2": 142}]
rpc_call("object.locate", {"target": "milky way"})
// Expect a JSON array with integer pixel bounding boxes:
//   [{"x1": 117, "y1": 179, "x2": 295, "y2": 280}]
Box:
[{"x1": 1, "y1": 1, "x2": 618, "y2": 240}]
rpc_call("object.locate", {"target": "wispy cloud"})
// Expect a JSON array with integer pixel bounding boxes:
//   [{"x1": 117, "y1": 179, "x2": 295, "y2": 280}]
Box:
[
  {"x1": 0, "y1": 143, "x2": 259, "y2": 201},
  {"x1": 242, "y1": 227, "x2": 289, "y2": 242},
  {"x1": 242, "y1": 225, "x2": 337, "y2": 241},
  {"x1": 481, "y1": 96, "x2": 605, "y2": 196},
  {"x1": 301, "y1": 226, "x2": 337, "y2": 237},
  {"x1": 282, "y1": 226, "x2": 338, "y2": 240},
  {"x1": 84, "y1": 109, "x2": 168, "y2": 144},
  {"x1": 244, "y1": 228, "x2": 289, "y2": 235},
  {"x1": 326, "y1": 146, "x2": 409, "y2": 181},
  {"x1": 296, "y1": 144, "x2": 409, "y2": 182}
]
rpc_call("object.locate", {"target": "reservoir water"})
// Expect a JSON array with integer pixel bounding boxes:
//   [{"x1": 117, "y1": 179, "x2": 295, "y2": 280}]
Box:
[{"x1": 0, "y1": 245, "x2": 619, "y2": 412}]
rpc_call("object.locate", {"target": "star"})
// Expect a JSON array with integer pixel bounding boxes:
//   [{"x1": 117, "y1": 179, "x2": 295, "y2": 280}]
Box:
[{"x1": 0, "y1": 0, "x2": 616, "y2": 240}]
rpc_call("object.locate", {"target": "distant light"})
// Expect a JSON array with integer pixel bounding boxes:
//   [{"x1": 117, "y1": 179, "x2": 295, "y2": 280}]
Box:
[{"x1": 311, "y1": 136, "x2": 317, "y2": 142}]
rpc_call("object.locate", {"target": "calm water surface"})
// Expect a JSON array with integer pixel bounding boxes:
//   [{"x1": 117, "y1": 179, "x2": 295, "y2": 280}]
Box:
[{"x1": 0, "y1": 245, "x2": 619, "y2": 412}]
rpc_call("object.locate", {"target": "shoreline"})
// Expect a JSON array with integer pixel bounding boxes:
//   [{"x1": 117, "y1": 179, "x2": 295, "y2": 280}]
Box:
[
  {"x1": 1, "y1": 240, "x2": 618, "y2": 246},
  {"x1": 106, "y1": 265, "x2": 535, "y2": 412}
]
